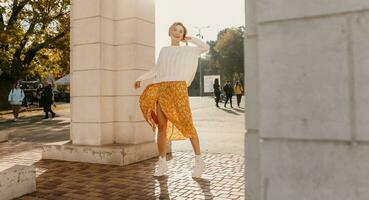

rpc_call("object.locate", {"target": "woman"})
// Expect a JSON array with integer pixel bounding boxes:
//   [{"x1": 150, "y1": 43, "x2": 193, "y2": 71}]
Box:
[
  {"x1": 234, "y1": 81, "x2": 244, "y2": 107},
  {"x1": 213, "y1": 78, "x2": 221, "y2": 108},
  {"x1": 134, "y1": 22, "x2": 209, "y2": 178},
  {"x1": 8, "y1": 81, "x2": 25, "y2": 121},
  {"x1": 36, "y1": 83, "x2": 43, "y2": 107}
]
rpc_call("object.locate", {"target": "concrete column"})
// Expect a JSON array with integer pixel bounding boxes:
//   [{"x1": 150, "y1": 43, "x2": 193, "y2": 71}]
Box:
[
  {"x1": 112, "y1": 0, "x2": 156, "y2": 144},
  {"x1": 70, "y1": 0, "x2": 155, "y2": 145},
  {"x1": 245, "y1": 0, "x2": 369, "y2": 199},
  {"x1": 42, "y1": 0, "x2": 167, "y2": 166},
  {"x1": 244, "y1": 0, "x2": 261, "y2": 199}
]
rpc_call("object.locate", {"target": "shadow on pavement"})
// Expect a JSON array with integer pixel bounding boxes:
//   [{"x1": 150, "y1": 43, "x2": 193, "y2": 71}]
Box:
[
  {"x1": 233, "y1": 107, "x2": 245, "y2": 113},
  {"x1": 194, "y1": 177, "x2": 214, "y2": 199},
  {"x1": 219, "y1": 107, "x2": 241, "y2": 115},
  {"x1": 0, "y1": 114, "x2": 70, "y2": 143},
  {"x1": 156, "y1": 176, "x2": 170, "y2": 199}
]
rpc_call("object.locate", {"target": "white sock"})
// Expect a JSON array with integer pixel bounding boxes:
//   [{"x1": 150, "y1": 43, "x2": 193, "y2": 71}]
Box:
[
  {"x1": 159, "y1": 156, "x2": 166, "y2": 161},
  {"x1": 195, "y1": 154, "x2": 202, "y2": 162}
]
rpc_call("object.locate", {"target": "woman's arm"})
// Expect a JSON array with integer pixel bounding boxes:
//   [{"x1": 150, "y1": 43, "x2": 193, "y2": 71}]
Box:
[
  {"x1": 136, "y1": 48, "x2": 163, "y2": 82},
  {"x1": 8, "y1": 90, "x2": 12, "y2": 102},
  {"x1": 134, "y1": 65, "x2": 157, "y2": 89},
  {"x1": 135, "y1": 65, "x2": 157, "y2": 82},
  {"x1": 187, "y1": 37, "x2": 209, "y2": 54}
]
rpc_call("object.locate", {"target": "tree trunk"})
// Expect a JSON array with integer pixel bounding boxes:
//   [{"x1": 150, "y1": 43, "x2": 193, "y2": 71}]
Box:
[{"x1": 0, "y1": 78, "x2": 14, "y2": 110}]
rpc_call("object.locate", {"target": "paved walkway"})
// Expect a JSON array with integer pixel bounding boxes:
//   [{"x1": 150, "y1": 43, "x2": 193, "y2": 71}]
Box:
[{"x1": 0, "y1": 97, "x2": 245, "y2": 200}]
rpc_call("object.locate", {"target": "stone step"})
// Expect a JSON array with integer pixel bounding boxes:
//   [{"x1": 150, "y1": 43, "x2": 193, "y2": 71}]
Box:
[
  {"x1": 42, "y1": 140, "x2": 171, "y2": 166},
  {"x1": 0, "y1": 164, "x2": 36, "y2": 200}
]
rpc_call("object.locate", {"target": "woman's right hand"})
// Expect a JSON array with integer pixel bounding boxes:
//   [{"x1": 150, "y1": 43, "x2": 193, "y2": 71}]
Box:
[{"x1": 134, "y1": 81, "x2": 141, "y2": 89}]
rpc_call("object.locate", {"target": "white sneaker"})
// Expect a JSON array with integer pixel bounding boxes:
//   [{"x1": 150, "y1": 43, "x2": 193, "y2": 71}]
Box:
[
  {"x1": 154, "y1": 156, "x2": 168, "y2": 176},
  {"x1": 192, "y1": 155, "x2": 206, "y2": 178}
]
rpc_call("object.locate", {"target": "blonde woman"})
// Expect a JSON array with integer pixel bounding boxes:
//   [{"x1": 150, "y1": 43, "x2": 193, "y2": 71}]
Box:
[
  {"x1": 134, "y1": 22, "x2": 209, "y2": 178},
  {"x1": 234, "y1": 81, "x2": 244, "y2": 107}
]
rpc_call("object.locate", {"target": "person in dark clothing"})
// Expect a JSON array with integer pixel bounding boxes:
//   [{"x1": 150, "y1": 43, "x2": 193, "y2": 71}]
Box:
[
  {"x1": 223, "y1": 80, "x2": 233, "y2": 108},
  {"x1": 213, "y1": 78, "x2": 221, "y2": 108},
  {"x1": 41, "y1": 81, "x2": 56, "y2": 119}
]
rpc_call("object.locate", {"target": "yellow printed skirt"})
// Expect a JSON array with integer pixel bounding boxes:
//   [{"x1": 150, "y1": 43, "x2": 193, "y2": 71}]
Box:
[{"x1": 139, "y1": 81, "x2": 198, "y2": 141}]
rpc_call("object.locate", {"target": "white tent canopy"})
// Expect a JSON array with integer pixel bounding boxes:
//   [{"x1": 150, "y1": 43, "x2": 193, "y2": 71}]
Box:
[{"x1": 55, "y1": 74, "x2": 70, "y2": 85}]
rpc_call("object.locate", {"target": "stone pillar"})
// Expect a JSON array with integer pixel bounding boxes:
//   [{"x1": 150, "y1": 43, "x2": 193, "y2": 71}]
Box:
[
  {"x1": 245, "y1": 0, "x2": 369, "y2": 199},
  {"x1": 70, "y1": 0, "x2": 156, "y2": 145},
  {"x1": 43, "y1": 0, "x2": 169, "y2": 165},
  {"x1": 244, "y1": 0, "x2": 261, "y2": 199}
]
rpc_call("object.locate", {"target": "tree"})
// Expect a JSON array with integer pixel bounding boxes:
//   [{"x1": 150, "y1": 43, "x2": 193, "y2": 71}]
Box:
[
  {"x1": 0, "y1": 0, "x2": 70, "y2": 108},
  {"x1": 207, "y1": 27, "x2": 245, "y2": 85}
]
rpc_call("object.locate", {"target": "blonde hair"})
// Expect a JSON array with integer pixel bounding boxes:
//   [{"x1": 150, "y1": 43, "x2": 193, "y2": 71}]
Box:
[{"x1": 168, "y1": 22, "x2": 187, "y2": 40}]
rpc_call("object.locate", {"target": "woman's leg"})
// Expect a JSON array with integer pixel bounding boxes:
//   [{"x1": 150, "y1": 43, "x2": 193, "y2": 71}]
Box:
[
  {"x1": 190, "y1": 133, "x2": 205, "y2": 178},
  {"x1": 156, "y1": 102, "x2": 168, "y2": 157},
  {"x1": 237, "y1": 94, "x2": 241, "y2": 106},
  {"x1": 190, "y1": 135, "x2": 201, "y2": 155},
  {"x1": 12, "y1": 105, "x2": 16, "y2": 119},
  {"x1": 43, "y1": 105, "x2": 49, "y2": 118},
  {"x1": 14, "y1": 105, "x2": 20, "y2": 118}
]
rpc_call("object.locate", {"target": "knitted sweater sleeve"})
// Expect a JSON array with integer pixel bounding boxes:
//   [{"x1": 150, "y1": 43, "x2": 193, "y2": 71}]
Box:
[
  {"x1": 135, "y1": 49, "x2": 162, "y2": 82},
  {"x1": 8, "y1": 90, "x2": 12, "y2": 102},
  {"x1": 135, "y1": 64, "x2": 158, "y2": 82},
  {"x1": 188, "y1": 37, "x2": 209, "y2": 54}
]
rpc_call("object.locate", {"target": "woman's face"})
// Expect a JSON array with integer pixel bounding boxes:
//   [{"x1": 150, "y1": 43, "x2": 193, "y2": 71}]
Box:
[{"x1": 170, "y1": 25, "x2": 185, "y2": 43}]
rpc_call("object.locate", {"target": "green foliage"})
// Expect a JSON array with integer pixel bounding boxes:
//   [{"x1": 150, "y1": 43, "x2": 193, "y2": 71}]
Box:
[
  {"x1": 0, "y1": 0, "x2": 70, "y2": 107},
  {"x1": 206, "y1": 26, "x2": 245, "y2": 84},
  {"x1": 0, "y1": 0, "x2": 70, "y2": 82}
]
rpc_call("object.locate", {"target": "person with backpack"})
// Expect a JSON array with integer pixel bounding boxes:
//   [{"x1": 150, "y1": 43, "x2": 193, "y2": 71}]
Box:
[
  {"x1": 8, "y1": 81, "x2": 25, "y2": 121},
  {"x1": 223, "y1": 80, "x2": 234, "y2": 108}
]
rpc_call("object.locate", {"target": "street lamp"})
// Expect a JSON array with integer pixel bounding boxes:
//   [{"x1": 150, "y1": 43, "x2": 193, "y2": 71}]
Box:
[
  {"x1": 195, "y1": 26, "x2": 210, "y2": 39},
  {"x1": 194, "y1": 26, "x2": 210, "y2": 96}
]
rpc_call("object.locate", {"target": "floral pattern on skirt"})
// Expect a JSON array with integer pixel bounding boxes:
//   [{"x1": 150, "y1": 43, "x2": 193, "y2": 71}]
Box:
[{"x1": 139, "y1": 81, "x2": 198, "y2": 141}]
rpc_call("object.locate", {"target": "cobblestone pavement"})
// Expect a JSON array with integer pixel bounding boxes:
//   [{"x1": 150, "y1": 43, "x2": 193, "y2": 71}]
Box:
[
  {"x1": 0, "y1": 142, "x2": 244, "y2": 200},
  {"x1": 0, "y1": 97, "x2": 245, "y2": 199}
]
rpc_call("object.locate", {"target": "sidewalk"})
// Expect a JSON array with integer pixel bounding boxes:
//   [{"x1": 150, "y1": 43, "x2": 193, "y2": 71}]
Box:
[{"x1": 0, "y1": 97, "x2": 245, "y2": 199}]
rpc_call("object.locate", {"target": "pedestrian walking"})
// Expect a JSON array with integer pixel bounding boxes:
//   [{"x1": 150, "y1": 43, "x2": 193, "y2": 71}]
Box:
[
  {"x1": 134, "y1": 22, "x2": 209, "y2": 178},
  {"x1": 41, "y1": 81, "x2": 56, "y2": 119},
  {"x1": 36, "y1": 83, "x2": 43, "y2": 107},
  {"x1": 213, "y1": 78, "x2": 221, "y2": 108},
  {"x1": 8, "y1": 81, "x2": 25, "y2": 121},
  {"x1": 234, "y1": 81, "x2": 244, "y2": 107},
  {"x1": 223, "y1": 80, "x2": 233, "y2": 108}
]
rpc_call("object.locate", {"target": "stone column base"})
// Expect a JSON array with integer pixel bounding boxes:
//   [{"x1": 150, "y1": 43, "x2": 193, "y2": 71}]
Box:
[
  {"x1": 42, "y1": 141, "x2": 172, "y2": 166},
  {"x1": 0, "y1": 164, "x2": 36, "y2": 200}
]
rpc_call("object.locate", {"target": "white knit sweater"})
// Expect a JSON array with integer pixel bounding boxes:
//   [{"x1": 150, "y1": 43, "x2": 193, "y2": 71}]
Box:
[{"x1": 136, "y1": 37, "x2": 209, "y2": 87}]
